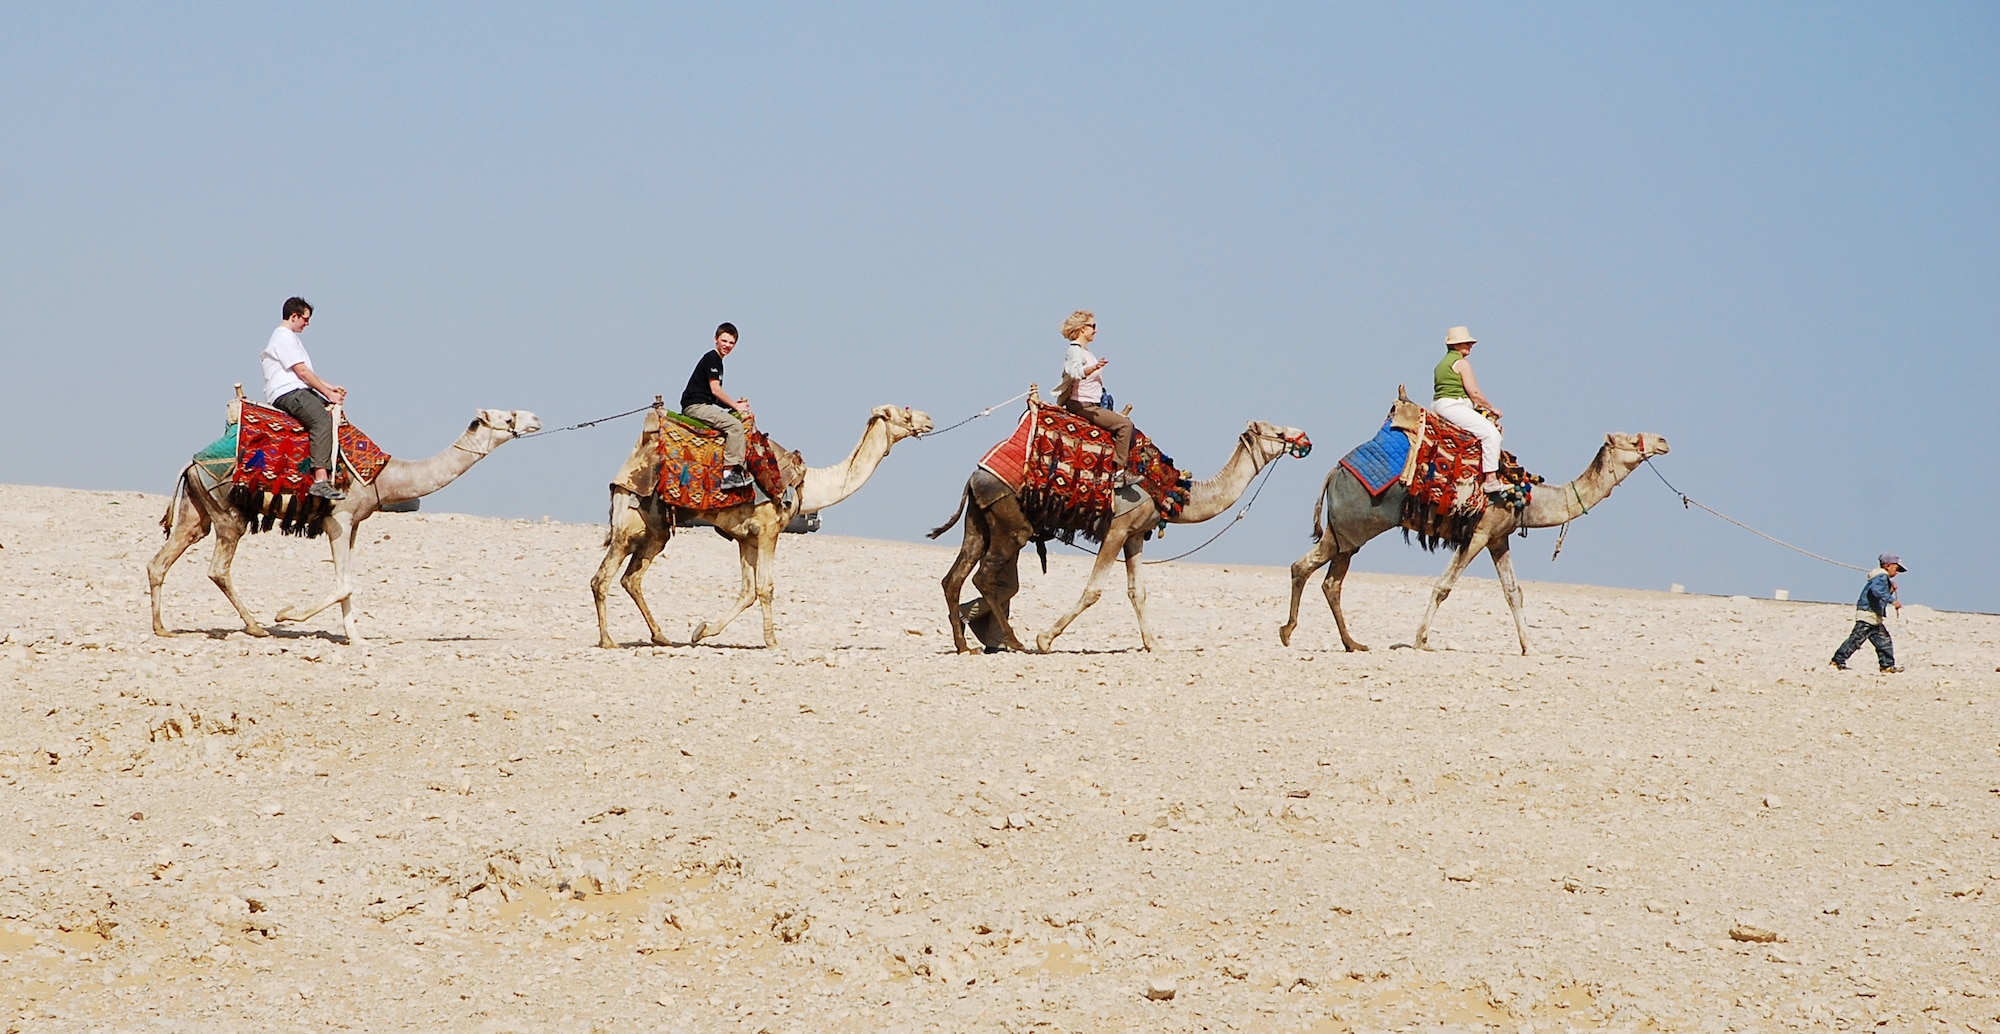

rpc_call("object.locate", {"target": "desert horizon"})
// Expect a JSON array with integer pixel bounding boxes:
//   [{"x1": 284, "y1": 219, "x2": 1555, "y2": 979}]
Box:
[{"x1": 2, "y1": 481, "x2": 1996, "y2": 1031}]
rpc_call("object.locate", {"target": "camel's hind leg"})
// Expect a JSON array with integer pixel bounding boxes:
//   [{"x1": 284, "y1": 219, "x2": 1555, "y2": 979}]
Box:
[
  {"x1": 940, "y1": 494, "x2": 989, "y2": 654},
  {"x1": 147, "y1": 474, "x2": 213, "y2": 636},
  {"x1": 204, "y1": 515, "x2": 270, "y2": 638},
  {"x1": 592, "y1": 495, "x2": 667, "y2": 648},
  {"x1": 1412, "y1": 532, "x2": 1490, "y2": 651},
  {"x1": 1036, "y1": 525, "x2": 1134, "y2": 654},
  {"x1": 1487, "y1": 535, "x2": 1533, "y2": 656},
  {"x1": 968, "y1": 520, "x2": 1034, "y2": 653},
  {"x1": 1278, "y1": 534, "x2": 1338, "y2": 647},
  {"x1": 1321, "y1": 552, "x2": 1368, "y2": 652}
]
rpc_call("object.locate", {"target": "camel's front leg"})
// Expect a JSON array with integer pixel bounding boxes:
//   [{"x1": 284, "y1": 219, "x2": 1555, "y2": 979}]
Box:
[
  {"x1": 148, "y1": 481, "x2": 212, "y2": 636},
  {"x1": 1412, "y1": 534, "x2": 1488, "y2": 650},
  {"x1": 593, "y1": 500, "x2": 665, "y2": 647},
  {"x1": 205, "y1": 519, "x2": 270, "y2": 638},
  {"x1": 753, "y1": 525, "x2": 781, "y2": 648},
  {"x1": 1121, "y1": 535, "x2": 1157, "y2": 652},
  {"x1": 1279, "y1": 534, "x2": 1337, "y2": 647},
  {"x1": 1488, "y1": 536, "x2": 1532, "y2": 656},
  {"x1": 273, "y1": 513, "x2": 359, "y2": 641},
  {"x1": 692, "y1": 529, "x2": 764, "y2": 646},
  {"x1": 1036, "y1": 534, "x2": 1127, "y2": 654},
  {"x1": 968, "y1": 525, "x2": 1033, "y2": 654}
]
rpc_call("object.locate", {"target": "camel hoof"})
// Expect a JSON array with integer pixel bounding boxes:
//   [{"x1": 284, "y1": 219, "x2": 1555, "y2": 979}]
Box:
[
  {"x1": 1278, "y1": 625, "x2": 1294, "y2": 647},
  {"x1": 650, "y1": 634, "x2": 673, "y2": 647},
  {"x1": 1346, "y1": 642, "x2": 1371, "y2": 653},
  {"x1": 597, "y1": 637, "x2": 618, "y2": 649},
  {"x1": 244, "y1": 625, "x2": 271, "y2": 638},
  {"x1": 689, "y1": 623, "x2": 710, "y2": 645},
  {"x1": 1034, "y1": 633, "x2": 1054, "y2": 654}
]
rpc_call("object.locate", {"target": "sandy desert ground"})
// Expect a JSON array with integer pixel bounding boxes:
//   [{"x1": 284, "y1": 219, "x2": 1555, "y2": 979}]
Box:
[{"x1": 1, "y1": 481, "x2": 1996, "y2": 1033}]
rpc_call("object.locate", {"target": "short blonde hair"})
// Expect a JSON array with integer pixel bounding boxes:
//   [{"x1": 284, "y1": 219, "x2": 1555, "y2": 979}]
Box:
[{"x1": 1060, "y1": 310, "x2": 1095, "y2": 342}]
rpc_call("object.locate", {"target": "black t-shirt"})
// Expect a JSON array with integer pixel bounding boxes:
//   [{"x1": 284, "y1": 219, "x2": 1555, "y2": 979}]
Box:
[{"x1": 681, "y1": 349, "x2": 726, "y2": 411}]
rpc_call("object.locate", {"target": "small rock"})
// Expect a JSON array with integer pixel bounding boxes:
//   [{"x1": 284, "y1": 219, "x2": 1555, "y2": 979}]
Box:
[
  {"x1": 1643, "y1": 899, "x2": 1672, "y2": 914},
  {"x1": 1729, "y1": 924, "x2": 1781, "y2": 943},
  {"x1": 1762, "y1": 795, "x2": 1782, "y2": 809},
  {"x1": 129, "y1": 812, "x2": 144, "y2": 821},
  {"x1": 1145, "y1": 976, "x2": 1177, "y2": 1001},
  {"x1": 1006, "y1": 812, "x2": 1029, "y2": 830},
  {"x1": 1444, "y1": 864, "x2": 1476, "y2": 883}
]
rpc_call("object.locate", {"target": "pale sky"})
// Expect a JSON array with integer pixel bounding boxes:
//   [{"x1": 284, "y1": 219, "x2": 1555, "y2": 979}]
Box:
[{"x1": 3, "y1": 4, "x2": 1994, "y2": 613}]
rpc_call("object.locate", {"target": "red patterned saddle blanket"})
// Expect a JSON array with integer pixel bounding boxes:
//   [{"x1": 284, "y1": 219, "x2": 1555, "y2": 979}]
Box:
[
  {"x1": 1401, "y1": 413, "x2": 1538, "y2": 549},
  {"x1": 234, "y1": 402, "x2": 391, "y2": 490},
  {"x1": 977, "y1": 400, "x2": 1190, "y2": 543},
  {"x1": 226, "y1": 402, "x2": 391, "y2": 537},
  {"x1": 654, "y1": 411, "x2": 794, "y2": 510}
]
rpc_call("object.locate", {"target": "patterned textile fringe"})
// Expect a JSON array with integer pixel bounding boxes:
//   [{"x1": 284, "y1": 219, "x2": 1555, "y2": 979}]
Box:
[
  {"x1": 227, "y1": 483, "x2": 333, "y2": 538},
  {"x1": 1015, "y1": 401, "x2": 1191, "y2": 547}
]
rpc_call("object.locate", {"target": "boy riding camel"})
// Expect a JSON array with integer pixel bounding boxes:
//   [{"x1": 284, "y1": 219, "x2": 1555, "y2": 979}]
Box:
[
  {"x1": 1057, "y1": 309, "x2": 1136, "y2": 489},
  {"x1": 681, "y1": 322, "x2": 755, "y2": 491},
  {"x1": 261, "y1": 296, "x2": 348, "y2": 500}
]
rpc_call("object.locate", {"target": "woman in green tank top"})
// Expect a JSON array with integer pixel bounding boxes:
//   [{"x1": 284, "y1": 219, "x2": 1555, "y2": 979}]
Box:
[{"x1": 1430, "y1": 325, "x2": 1507, "y2": 493}]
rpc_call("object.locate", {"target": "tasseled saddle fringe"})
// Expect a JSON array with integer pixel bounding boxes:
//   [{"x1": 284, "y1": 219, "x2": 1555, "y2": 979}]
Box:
[
  {"x1": 227, "y1": 484, "x2": 333, "y2": 538},
  {"x1": 1399, "y1": 494, "x2": 1485, "y2": 553}
]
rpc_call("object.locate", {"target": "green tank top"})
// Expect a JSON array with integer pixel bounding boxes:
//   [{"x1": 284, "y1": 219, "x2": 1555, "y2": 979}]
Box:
[{"x1": 1434, "y1": 351, "x2": 1468, "y2": 400}]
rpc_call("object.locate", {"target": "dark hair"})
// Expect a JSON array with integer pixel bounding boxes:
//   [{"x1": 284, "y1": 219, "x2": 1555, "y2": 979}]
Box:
[
  {"x1": 282, "y1": 297, "x2": 313, "y2": 320},
  {"x1": 715, "y1": 322, "x2": 738, "y2": 341}
]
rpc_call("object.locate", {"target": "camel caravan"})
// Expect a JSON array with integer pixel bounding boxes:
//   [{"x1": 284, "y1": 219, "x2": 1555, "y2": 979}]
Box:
[{"x1": 147, "y1": 302, "x2": 1666, "y2": 655}]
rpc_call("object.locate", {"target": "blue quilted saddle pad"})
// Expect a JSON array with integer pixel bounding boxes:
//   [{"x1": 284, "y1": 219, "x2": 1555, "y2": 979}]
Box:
[{"x1": 1337, "y1": 421, "x2": 1411, "y2": 498}]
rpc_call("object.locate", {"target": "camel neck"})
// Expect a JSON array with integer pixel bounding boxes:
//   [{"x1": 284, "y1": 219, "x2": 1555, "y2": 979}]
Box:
[
  {"x1": 798, "y1": 415, "x2": 895, "y2": 513},
  {"x1": 1519, "y1": 445, "x2": 1640, "y2": 529},
  {"x1": 1174, "y1": 434, "x2": 1269, "y2": 524},
  {"x1": 373, "y1": 427, "x2": 501, "y2": 505}
]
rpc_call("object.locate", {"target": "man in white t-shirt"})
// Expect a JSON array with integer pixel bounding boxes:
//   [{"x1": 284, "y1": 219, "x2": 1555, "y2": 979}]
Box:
[{"x1": 260, "y1": 297, "x2": 348, "y2": 500}]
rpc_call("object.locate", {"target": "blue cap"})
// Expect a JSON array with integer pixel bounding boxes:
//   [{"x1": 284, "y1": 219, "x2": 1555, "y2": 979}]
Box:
[{"x1": 1878, "y1": 553, "x2": 1907, "y2": 572}]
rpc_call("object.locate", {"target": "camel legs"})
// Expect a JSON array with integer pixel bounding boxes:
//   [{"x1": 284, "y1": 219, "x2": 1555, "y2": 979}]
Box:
[
  {"x1": 274, "y1": 512, "x2": 363, "y2": 643},
  {"x1": 592, "y1": 497, "x2": 671, "y2": 648},
  {"x1": 1320, "y1": 553, "x2": 1368, "y2": 652},
  {"x1": 1279, "y1": 534, "x2": 1338, "y2": 647},
  {"x1": 1036, "y1": 523, "x2": 1142, "y2": 654},
  {"x1": 940, "y1": 493, "x2": 991, "y2": 654},
  {"x1": 966, "y1": 522, "x2": 1034, "y2": 654},
  {"x1": 147, "y1": 476, "x2": 213, "y2": 636},
  {"x1": 204, "y1": 516, "x2": 270, "y2": 638},
  {"x1": 1121, "y1": 534, "x2": 1158, "y2": 652},
  {"x1": 691, "y1": 523, "x2": 781, "y2": 648},
  {"x1": 1488, "y1": 535, "x2": 1533, "y2": 656},
  {"x1": 1411, "y1": 531, "x2": 1491, "y2": 651}
]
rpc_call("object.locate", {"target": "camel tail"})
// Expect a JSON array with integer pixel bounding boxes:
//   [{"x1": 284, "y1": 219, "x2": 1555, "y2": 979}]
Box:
[
  {"x1": 927, "y1": 488, "x2": 970, "y2": 540},
  {"x1": 161, "y1": 470, "x2": 187, "y2": 538}
]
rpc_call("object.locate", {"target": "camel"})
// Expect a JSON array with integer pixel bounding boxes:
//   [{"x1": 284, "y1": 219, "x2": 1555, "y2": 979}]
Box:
[
  {"x1": 148, "y1": 408, "x2": 542, "y2": 644},
  {"x1": 1279, "y1": 421, "x2": 1669, "y2": 656},
  {"x1": 591, "y1": 403, "x2": 933, "y2": 649},
  {"x1": 931, "y1": 405, "x2": 1312, "y2": 654}
]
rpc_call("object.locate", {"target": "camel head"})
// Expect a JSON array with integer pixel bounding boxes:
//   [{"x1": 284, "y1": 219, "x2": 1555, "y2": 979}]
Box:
[
  {"x1": 1390, "y1": 385, "x2": 1425, "y2": 433},
  {"x1": 1603, "y1": 431, "x2": 1671, "y2": 468},
  {"x1": 1243, "y1": 420, "x2": 1313, "y2": 466},
  {"x1": 873, "y1": 404, "x2": 935, "y2": 444},
  {"x1": 468, "y1": 409, "x2": 543, "y2": 439}
]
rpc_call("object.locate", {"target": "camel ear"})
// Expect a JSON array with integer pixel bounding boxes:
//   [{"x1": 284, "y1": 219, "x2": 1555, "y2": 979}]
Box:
[{"x1": 1398, "y1": 384, "x2": 1410, "y2": 402}]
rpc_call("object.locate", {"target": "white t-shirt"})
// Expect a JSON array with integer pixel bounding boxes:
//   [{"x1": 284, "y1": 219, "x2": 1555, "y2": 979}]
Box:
[
  {"x1": 261, "y1": 326, "x2": 313, "y2": 403},
  {"x1": 1063, "y1": 343, "x2": 1105, "y2": 404}
]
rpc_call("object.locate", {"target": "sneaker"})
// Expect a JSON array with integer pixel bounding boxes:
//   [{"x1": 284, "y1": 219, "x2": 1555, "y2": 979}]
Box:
[
  {"x1": 308, "y1": 480, "x2": 345, "y2": 501},
  {"x1": 1829, "y1": 660, "x2": 1848, "y2": 671},
  {"x1": 717, "y1": 467, "x2": 753, "y2": 490},
  {"x1": 1878, "y1": 666, "x2": 1904, "y2": 674}
]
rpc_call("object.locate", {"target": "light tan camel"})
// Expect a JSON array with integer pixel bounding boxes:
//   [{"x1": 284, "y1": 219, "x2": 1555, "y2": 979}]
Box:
[
  {"x1": 1280, "y1": 429, "x2": 1670, "y2": 655},
  {"x1": 931, "y1": 407, "x2": 1312, "y2": 654},
  {"x1": 591, "y1": 403, "x2": 933, "y2": 649},
  {"x1": 148, "y1": 408, "x2": 542, "y2": 644}
]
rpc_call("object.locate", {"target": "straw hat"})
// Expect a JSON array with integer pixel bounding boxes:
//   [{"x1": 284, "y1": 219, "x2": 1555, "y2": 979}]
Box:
[{"x1": 1444, "y1": 326, "x2": 1477, "y2": 346}]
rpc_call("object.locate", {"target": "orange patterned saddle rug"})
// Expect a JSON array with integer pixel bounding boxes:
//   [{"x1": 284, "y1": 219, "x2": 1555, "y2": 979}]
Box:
[
  {"x1": 1401, "y1": 413, "x2": 1538, "y2": 550},
  {"x1": 226, "y1": 402, "x2": 391, "y2": 537},
  {"x1": 977, "y1": 400, "x2": 1190, "y2": 544},
  {"x1": 654, "y1": 411, "x2": 794, "y2": 511}
]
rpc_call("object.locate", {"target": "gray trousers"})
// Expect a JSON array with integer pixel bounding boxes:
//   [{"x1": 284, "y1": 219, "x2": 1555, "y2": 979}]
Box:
[
  {"x1": 273, "y1": 388, "x2": 335, "y2": 473},
  {"x1": 683, "y1": 403, "x2": 747, "y2": 466}
]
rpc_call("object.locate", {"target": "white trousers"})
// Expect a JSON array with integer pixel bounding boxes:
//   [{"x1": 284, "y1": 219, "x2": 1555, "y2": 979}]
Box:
[{"x1": 1433, "y1": 397, "x2": 1501, "y2": 474}]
